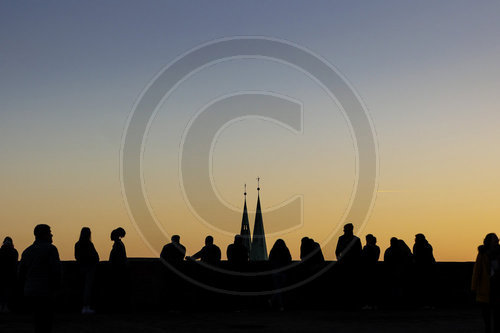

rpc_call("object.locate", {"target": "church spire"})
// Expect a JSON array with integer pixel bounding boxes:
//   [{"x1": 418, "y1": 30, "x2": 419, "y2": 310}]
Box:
[
  {"x1": 240, "y1": 184, "x2": 251, "y2": 252},
  {"x1": 250, "y1": 177, "x2": 268, "y2": 261}
]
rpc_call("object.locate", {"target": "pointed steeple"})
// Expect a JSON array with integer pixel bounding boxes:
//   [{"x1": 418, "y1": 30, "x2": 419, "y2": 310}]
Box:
[
  {"x1": 250, "y1": 178, "x2": 268, "y2": 261},
  {"x1": 240, "y1": 184, "x2": 251, "y2": 252}
]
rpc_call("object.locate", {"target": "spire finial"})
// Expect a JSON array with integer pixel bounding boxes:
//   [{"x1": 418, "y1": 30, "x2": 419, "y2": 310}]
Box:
[
  {"x1": 257, "y1": 177, "x2": 260, "y2": 192},
  {"x1": 244, "y1": 183, "x2": 247, "y2": 196}
]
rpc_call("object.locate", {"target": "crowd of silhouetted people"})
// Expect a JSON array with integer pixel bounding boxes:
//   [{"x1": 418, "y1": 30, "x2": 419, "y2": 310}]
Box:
[{"x1": 1, "y1": 223, "x2": 500, "y2": 332}]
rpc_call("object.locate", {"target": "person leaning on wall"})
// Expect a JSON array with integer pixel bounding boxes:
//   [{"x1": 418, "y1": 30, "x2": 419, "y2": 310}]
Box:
[{"x1": 472, "y1": 233, "x2": 500, "y2": 333}]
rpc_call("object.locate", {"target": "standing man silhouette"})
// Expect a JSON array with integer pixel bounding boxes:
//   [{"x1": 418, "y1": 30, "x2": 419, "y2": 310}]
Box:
[
  {"x1": 335, "y1": 223, "x2": 362, "y2": 264},
  {"x1": 159, "y1": 235, "x2": 186, "y2": 310},
  {"x1": 335, "y1": 223, "x2": 362, "y2": 308},
  {"x1": 19, "y1": 224, "x2": 61, "y2": 333}
]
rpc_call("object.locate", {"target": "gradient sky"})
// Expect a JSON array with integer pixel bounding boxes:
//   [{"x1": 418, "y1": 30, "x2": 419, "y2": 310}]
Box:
[{"x1": 1, "y1": 1, "x2": 500, "y2": 261}]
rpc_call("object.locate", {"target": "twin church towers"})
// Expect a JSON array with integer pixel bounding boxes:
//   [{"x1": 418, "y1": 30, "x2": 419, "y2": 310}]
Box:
[{"x1": 240, "y1": 178, "x2": 268, "y2": 261}]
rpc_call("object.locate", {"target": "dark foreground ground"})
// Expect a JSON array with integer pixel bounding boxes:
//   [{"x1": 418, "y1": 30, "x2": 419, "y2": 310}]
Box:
[{"x1": 0, "y1": 308, "x2": 483, "y2": 333}]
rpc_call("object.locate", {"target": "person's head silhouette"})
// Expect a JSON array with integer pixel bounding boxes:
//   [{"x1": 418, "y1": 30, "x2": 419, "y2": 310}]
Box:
[
  {"x1": 34, "y1": 224, "x2": 52, "y2": 243},
  {"x1": 343, "y1": 223, "x2": 354, "y2": 236},
  {"x1": 2, "y1": 236, "x2": 13, "y2": 247},
  {"x1": 415, "y1": 233, "x2": 427, "y2": 244},
  {"x1": 390, "y1": 237, "x2": 399, "y2": 248},
  {"x1": 234, "y1": 235, "x2": 242, "y2": 245},
  {"x1": 483, "y1": 233, "x2": 499, "y2": 250},
  {"x1": 171, "y1": 235, "x2": 180, "y2": 243},
  {"x1": 366, "y1": 234, "x2": 377, "y2": 246},
  {"x1": 111, "y1": 227, "x2": 126, "y2": 242},
  {"x1": 79, "y1": 227, "x2": 91, "y2": 242},
  {"x1": 205, "y1": 236, "x2": 214, "y2": 246},
  {"x1": 274, "y1": 239, "x2": 286, "y2": 249}
]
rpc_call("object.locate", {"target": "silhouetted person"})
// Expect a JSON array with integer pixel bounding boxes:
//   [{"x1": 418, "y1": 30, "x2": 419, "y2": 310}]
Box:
[
  {"x1": 413, "y1": 233, "x2": 436, "y2": 307},
  {"x1": 300, "y1": 237, "x2": 314, "y2": 261},
  {"x1": 269, "y1": 239, "x2": 292, "y2": 268},
  {"x1": 384, "y1": 237, "x2": 413, "y2": 304},
  {"x1": 398, "y1": 239, "x2": 413, "y2": 262},
  {"x1": 361, "y1": 234, "x2": 380, "y2": 264},
  {"x1": 335, "y1": 223, "x2": 362, "y2": 265},
  {"x1": 0, "y1": 237, "x2": 18, "y2": 313},
  {"x1": 225, "y1": 235, "x2": 250, "y2": 310},
  {"x1": 384, "y1": 237, "x2": 399, "y2": 263},
  {"x1": 310, "y1": 239, "x2": 325, "y2": 264},
  {"x1": 19, "y1": 224, "x2": 61, "y2": 333},
  {"x1": 109, "y1": 227, "x2": 127, "y2": 266},
  {"x1": 300, "y1": 237, "x2": 324, "y2": 267},
  {"x1": 472, "y1": 233, "x2": 500, "y2": 333},
  {"x1": 384, "y1": 237, "x2": 401, "y2": 302},
  {"x1": 160, "y1": 235, "x2": 186, "y2": 265},
  {"x1": 335, "y1": 223, "x2": 362, "y2": 307},
  {"x1": 109, "y1": 227, "x2": 128, "y2": 311},
  {"x1": 413, "y1": 234, "x2": 435, "y2": 265},
  {"x1": 297, "y1": 237, "x2": 324, "y2": 307},
  {"x1": 360, "y1": 234, "x2": 380, "y2": 310},
  {"x1": 74, "y1": 227, "x2": 99, "y2": 314},
  {"x1": 189, "y1": 236, "x2": 221, "y2": 265},
  {"x1": 159, "y1": 235, "x2": 186, "y2": 310},
  {"x1": 384, "y1": 237, "x2": 412, "y2": 265},
  {"x1": 269, "y1": 239, "x2": 292, "y2": 310},
  {"x1": 227, "y1": 235, "x2": 249, "y2": 268}
]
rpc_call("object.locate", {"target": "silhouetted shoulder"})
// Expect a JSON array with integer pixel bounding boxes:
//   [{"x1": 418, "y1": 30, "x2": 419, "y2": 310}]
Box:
[
  {"x1": 22, "y1": 242, "x2": 59, "y2": 258},
  {"x1": 0, "y1": 246, "x2": 18, "y2": 261}
]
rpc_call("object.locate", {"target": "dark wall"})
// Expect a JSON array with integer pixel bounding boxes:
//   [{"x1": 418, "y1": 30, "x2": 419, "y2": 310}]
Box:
[{"x1": 49, "y1": 260, "x2": 475, "y2": 312}]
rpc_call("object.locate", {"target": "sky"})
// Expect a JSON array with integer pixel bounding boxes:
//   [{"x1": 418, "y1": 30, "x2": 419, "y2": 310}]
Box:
[{"x1": 1, "y1": 1, "x2": 500, "y2": 261}]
